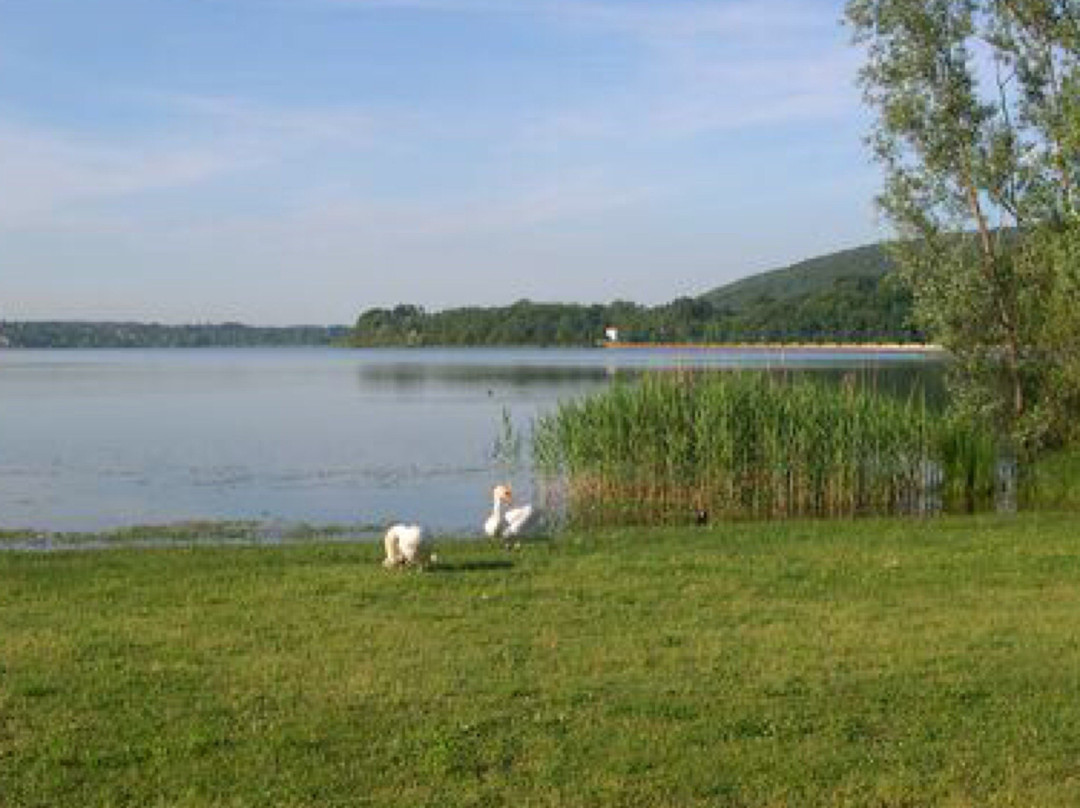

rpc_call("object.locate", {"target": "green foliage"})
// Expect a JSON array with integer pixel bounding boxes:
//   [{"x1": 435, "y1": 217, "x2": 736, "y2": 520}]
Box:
[
  {"x1": 1021, "y1": 447, "x2": 1080, "y2": 510},
  {"x1": 5, "y1": 515, "x2": 1080, "y2": 806},
  {"x1": 0, "y1": 321, "x2": 349, "y2": 348},
  {"x1": 937, "y1": 412, "x2": 1001, "y2": 511},
  {"x1": 491, "y1": 406, "x2": 524, "y2": 478},
  {"x1": 846, "y1": 0, "x2": 1080, "y2": 453},
  {"x1": 349, "y1": 244, "x2": 920, "y2": 347},
  {"x1": 353, "y1": 300, "x2": 612, "y2": 346},
  {"x1": 533, "y1": 372, "x2": 996, "y2": 526}
]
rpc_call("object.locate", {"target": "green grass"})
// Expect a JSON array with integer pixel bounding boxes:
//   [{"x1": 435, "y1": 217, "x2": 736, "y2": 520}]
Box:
[{"x1": 4, "y1": 513, "x2": 1080, "y2": 806}]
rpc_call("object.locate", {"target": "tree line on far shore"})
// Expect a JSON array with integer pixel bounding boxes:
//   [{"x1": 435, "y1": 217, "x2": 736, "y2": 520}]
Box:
[
  {"x1": 3, "y1": 241, "x2": 915, "y2": 350},
  {"x1": 0, "y1": 321, "x2": 350, "y2": 349},
  {"x1": 350, "y1": 273, "x2": 919, "y2": 347}
]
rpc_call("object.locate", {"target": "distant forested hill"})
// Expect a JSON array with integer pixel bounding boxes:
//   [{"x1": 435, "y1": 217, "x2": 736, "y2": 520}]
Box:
[
  {"x1": 351, "y1": 241, "x2": 919, "y2": 346},
  {"x1": 700, "y1": 243, "x2": 895, "y2": 310},
  {"x1": 0, "y1": 321, "x2": 350, "y2": 349}
]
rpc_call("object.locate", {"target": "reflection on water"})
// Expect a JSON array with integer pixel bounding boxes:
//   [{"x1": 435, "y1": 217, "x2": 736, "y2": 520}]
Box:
[
  {"x1": 358, "y1": 351, "x2": 946, "y2": 397},
  {"x1": 0, "y1": 347, "x2": 944, "y2": 534},
  {"x1": 358, "y1": 362, "x2": 614, "y2": 391}
]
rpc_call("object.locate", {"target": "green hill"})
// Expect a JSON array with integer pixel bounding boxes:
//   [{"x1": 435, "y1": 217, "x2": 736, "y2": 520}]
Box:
[
  {"x1": 681, "y1": 241, "x2": 913, "y2": 343},
  {"x1": 349, "y1": 240, "x2": 919, "y2": 347},
  {"x1": 700, "y1": 243, "x2": 896, "y2": 311}
]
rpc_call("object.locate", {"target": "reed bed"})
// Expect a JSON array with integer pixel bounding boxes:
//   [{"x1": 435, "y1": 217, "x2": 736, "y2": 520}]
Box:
[{"x1": 533, "y1": 371, "x2": 997, "y2": 527}]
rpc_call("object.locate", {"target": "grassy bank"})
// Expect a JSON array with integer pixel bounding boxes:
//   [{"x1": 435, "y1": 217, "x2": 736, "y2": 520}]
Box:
[{"x1": 4, "y1": 514, "x2": 1080, "y2": 806}]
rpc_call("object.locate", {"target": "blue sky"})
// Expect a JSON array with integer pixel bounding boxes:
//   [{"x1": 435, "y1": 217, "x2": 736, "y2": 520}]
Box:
[{"x1": 1, "y1": 0, "x2": 883, "y2": 325}]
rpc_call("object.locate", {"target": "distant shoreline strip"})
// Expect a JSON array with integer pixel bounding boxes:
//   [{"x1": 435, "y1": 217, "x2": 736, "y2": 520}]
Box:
[{"x1": 602, "y1": 342, "x2": 945, "y2": 355}]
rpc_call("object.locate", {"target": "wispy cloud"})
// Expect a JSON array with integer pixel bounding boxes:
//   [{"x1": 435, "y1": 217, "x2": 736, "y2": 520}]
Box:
[
  {"x1": 325, "y1": 0, "x2": 820, "y2": 38},
  {"x1": 362, "y1": 170, "x2": 654, "y2": 236},
  {"x1": 160, "y1": 94, "x2": 378, "y2": 148},
  {"x1": 511, "y1": 48, "x2": 857, "y2": 151},
  {"x1": 323, "y1": 0, "x2": 852, "y2": 145},
  {"x1": 0, "y1": 95, "x2": 386, "y2": 229},
  {"x1": 0, "y1": 123, "x2": 248, "y2": 228},
  {"x1": 649, "y1": 47, "x2": 860, "y2": 135},
  {"x1": 131, "y1": 168, "x2": 652, "y2": 242}
]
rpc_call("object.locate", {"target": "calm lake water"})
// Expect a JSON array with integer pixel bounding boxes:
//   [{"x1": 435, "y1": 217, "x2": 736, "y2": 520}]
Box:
[{"x1": 0, "y1": 347, "x2": 943, "y2": 535}]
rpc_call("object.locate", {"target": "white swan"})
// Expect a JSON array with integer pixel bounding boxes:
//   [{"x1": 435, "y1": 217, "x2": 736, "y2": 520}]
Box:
[
  {"x1": 484, "y1": 484, "x2": 535, "y2": 543},
  {"x1": 383, "y1": 523, "x2": 436, "y2": 568}
]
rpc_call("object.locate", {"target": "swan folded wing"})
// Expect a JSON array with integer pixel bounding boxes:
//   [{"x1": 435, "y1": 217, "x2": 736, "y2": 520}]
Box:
[
  {"x1": 503, "y1": 503, "x2": 534, "y2": 537},
  {"x1": 485, "y1": 484, "x2": 536, "y2": 540}
]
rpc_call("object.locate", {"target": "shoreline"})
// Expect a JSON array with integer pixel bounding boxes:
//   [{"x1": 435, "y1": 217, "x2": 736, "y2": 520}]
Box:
[
  {"x1": 602, "y1": 341, "x2": 945, "y2": 354},
  {"x1": 2, "y1": 341, "x2": 945, "y2": 353}
]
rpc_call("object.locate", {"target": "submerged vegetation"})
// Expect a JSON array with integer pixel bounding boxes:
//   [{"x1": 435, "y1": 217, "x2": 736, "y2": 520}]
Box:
[
  {"x1": 0, "y1": 520, "x2": 385, "y2": 550},
  {"x1": 534, "y1": 372, "x2": 998, "y2": 527}
]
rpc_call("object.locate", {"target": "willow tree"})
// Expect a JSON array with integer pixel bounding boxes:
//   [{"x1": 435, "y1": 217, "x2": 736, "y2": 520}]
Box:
[{"x1": 846, "y1": 0, "x2": 1080, "y2": 452}]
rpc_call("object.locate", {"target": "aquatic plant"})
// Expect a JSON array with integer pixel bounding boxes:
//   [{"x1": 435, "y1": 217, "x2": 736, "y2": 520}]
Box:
[
  {"x1": 491, "y1": 406, "x2": 524, "y2": 477},
  {"x1": 533, "y1": 371, "x2": 997, "y2": 526}
]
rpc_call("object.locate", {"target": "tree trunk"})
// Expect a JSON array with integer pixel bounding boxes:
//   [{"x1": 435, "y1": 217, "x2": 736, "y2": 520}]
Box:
[{"x1": 963, "y1": 175, "x2": 1026, "y2": 419}]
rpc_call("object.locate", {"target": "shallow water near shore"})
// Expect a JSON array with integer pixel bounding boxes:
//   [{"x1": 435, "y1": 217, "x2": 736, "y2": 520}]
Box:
[{"x1": 0, "y1": 346, "x2": 942, "y2": 537}]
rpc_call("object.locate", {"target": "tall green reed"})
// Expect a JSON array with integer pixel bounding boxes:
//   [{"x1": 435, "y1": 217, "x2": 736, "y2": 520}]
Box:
[{"x1": 533, "y1": 371, "x2": 997, "y2": 527}]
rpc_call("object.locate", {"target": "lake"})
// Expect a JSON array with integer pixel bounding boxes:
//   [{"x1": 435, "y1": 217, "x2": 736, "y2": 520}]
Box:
[{"x1": 0, "y1": 347, "x2": 943, "y2": 536}]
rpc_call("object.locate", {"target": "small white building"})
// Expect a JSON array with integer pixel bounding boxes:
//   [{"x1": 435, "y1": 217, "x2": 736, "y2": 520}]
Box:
[{"x1": 604, "y1": 326, "x2": 620, "y2": 343}]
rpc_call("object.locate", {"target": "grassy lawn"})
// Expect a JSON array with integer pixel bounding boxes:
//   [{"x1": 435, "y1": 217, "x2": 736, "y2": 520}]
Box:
[{"x1": 3, "y1": 513, "x2": 1080, "y2": 806}]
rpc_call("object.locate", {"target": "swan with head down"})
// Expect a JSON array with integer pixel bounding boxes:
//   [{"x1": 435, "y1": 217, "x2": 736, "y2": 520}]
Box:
[{"x1": 383, "y1": 523, "x2": 436, "y2": 568}]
